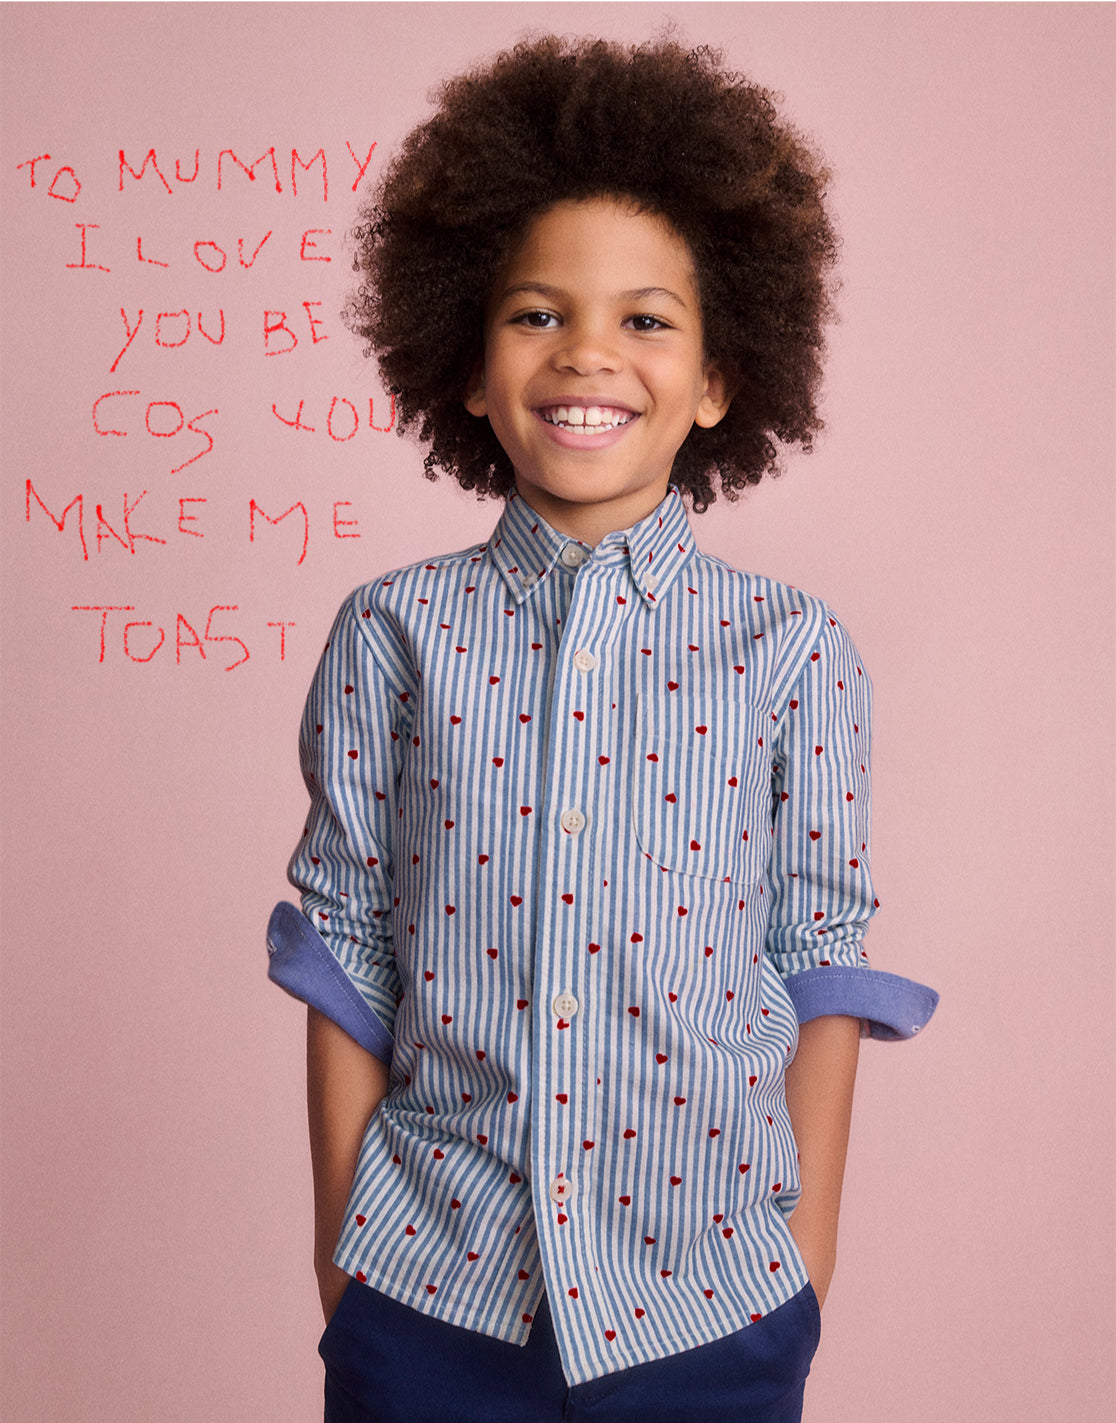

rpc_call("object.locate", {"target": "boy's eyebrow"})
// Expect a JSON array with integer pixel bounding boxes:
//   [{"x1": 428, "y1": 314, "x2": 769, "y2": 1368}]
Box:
[{"x1": 496, "y1": 281, "x2": 692, "y2": 310}]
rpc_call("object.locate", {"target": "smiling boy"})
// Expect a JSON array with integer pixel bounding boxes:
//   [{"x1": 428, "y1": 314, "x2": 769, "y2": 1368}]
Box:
[{"x1": 267, "y1": 36, "x2": 937, "y2": 1423}]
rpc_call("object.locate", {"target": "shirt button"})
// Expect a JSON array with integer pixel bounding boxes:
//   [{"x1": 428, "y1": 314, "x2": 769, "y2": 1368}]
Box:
[
  {"x1": 561, "y1": 544, "x2": 588, "y2": 569},
  {"x1": 644, "y1": 572, "x2": 659, "y2": 592},
  {"x1": 560, "y1": 808, "x2": 586, "y2": 835},
  {"x1": 573, "y1": 649, "x2": 597, "y2": 673},
  {"x1": 521, "y1": 573, "x2": 537, "y2": 590},
  {"x1": 553, "y1": 991, "x2": 579, "y2": 1019},
  {"x1": 549, "y1": 1176, "x2": 574, "y2": 1204}
]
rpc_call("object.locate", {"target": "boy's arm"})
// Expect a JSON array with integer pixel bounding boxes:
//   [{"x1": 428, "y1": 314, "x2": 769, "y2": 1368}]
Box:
[
  {"x1": 307, "y1": 1006, "x2": 390, "y2": 1322},
  {"x1": 783, "y1": 1013, "x2": 860, "y2": 1308}
]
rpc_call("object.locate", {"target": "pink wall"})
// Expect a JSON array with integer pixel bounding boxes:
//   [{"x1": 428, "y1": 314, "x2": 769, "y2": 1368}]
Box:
[{"x1": 2, "y1": 4, "x2": 1112, "y2": 1418}]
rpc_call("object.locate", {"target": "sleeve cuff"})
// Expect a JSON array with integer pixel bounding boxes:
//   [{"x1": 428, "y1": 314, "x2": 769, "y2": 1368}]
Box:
[
  {"x1": 266, "y1": 901, "x2": 394, "y2": 1064},
  {"x1": 782, "y1": 965, "x2": 939, "y2": 1041}
]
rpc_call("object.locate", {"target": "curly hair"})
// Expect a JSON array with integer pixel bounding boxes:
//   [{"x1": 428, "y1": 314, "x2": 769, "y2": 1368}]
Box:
[{"x1": 348, "y1": 35, "x2": 839, "y2": 511}]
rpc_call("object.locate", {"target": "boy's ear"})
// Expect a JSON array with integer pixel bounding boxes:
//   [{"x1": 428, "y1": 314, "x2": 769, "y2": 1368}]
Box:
[
  {"x1": 464, "y1": 362, "x2": 487, "y2": 418},
  {"x1": 693, "y1": 363, "x2": 735, "y2": 429}
]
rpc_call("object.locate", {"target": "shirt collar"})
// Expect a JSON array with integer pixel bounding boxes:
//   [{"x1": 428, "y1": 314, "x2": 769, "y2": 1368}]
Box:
[{"x1": 486, "y1": 487, "x2": 697, "y2": 610}]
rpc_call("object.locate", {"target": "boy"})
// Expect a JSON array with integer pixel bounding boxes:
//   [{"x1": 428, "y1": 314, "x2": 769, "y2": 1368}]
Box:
[{"x1": 267, "y1": 36, "x2": 937, "y2": 1422}]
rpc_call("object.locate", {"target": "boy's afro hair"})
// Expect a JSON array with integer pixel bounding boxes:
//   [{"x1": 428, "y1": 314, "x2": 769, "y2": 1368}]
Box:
[{"x1": 348, "y1": 34, "x2": 839, "y2": 511}]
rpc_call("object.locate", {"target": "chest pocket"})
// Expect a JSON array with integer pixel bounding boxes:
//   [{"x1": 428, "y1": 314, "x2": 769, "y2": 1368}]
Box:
[{"x1": 632, "y1": 695, "x2": 773, "y2": 887}]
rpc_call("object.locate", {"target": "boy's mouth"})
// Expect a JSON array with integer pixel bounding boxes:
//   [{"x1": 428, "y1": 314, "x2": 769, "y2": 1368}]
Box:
[{"x1": 539, "y1": 404, "x2": 635, "y2": 434}]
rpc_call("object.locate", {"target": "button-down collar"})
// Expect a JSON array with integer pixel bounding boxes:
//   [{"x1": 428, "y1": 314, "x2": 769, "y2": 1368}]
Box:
[{"x1": 486, "y1": 487, "x2": 696, "y2": 609}]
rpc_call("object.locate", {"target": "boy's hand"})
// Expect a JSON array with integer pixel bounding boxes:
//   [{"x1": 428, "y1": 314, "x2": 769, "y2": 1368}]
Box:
[
  {"x1": 317, "y1": 1256, "x2": 354, "y2": 1325},
  {"x1": 788, "y1": 1209, "x2": 838, "y2": 1310}
]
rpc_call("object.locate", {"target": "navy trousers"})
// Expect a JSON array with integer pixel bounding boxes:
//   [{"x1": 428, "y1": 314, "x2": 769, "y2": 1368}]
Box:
[{"x1": 320, "y1": 1278, "x2": 820, "y2": 1422}]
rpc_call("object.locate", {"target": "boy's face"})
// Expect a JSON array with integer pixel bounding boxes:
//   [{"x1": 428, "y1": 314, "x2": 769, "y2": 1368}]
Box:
[{"x1": 466, "y1": 197, "x2": 732, "y2": 544}]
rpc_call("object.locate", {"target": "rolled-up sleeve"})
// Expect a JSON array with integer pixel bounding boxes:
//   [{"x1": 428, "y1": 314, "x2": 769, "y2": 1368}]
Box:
[
  {"x1": 766, "y1": 608, "x2": 937, "y2": 1041},
  {"x1": 267, "y1": 587, "x2": 411, "y2": 1062}
]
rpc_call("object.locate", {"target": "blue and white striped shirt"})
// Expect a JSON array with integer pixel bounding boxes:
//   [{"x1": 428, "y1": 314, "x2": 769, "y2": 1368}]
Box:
[{"x1": 268, "y1": 486, "x2": 936, "y2": 1386}]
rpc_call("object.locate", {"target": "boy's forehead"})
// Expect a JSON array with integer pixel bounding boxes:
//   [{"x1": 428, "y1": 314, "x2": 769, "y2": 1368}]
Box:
[{"x1": 492, "y1": 197, "x2": 699, "y2": 301}]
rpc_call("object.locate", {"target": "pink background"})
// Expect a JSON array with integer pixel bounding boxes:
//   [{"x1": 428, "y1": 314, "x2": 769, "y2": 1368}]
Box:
[{"x1": 2, "y1": 3, "x2": 1113, "y2": 1418}]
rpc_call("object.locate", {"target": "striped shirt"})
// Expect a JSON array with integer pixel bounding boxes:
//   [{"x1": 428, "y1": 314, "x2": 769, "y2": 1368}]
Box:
[{"x1": 268, "y1": 486, "x2": 937, "y2": 1386}]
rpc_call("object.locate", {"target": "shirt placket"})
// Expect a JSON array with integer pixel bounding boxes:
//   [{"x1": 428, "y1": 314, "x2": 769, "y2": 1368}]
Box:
[{"x1": 530, "y1": 543, "x2": 624, "y2": 1372}]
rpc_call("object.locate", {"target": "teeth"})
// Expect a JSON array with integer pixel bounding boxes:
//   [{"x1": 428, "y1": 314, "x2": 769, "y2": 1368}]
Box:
[{"x1": 544, "y1": 405, "x2": 631, "y2": 432}]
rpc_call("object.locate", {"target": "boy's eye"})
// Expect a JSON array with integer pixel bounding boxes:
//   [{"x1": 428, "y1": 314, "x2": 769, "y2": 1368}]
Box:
[
  {"x1": 515, "y1": 310, "x2": 559, "y2": 329},
  {"x1": 625, "y1": 313, "x2": 669, "y2": 333}
]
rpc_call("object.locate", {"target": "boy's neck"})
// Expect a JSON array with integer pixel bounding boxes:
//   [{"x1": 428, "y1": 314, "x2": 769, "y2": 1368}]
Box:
[{"x1": 512, "y1": 479, "x2": 672, "y2": 548}]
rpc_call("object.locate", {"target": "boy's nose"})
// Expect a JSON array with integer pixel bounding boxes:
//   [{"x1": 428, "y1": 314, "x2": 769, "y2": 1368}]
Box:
[{"x1": 553, "y1": 324, "x2": 621, "y2": 375}]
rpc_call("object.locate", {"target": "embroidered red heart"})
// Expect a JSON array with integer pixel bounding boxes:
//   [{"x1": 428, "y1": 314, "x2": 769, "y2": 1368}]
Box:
[
  {"x1": 722, "y1": 1227, "x2": 734, "y2": 1239},
  {"x1": 445, "y1": 905, "x2": 456, "y2": 915},
  {"x1": 492, "y1": 757, "x2": 504, "y2": 767},
  {"x1": 695, "y1": 725, "x2": 708, "y2": 735},
  {"x1": 583, "y1": 1140, "x2": 595, "y2": 1150},
  {"x1": 555, "y1": 1093, "x2": 568, "y2": 1104},
  {"x1": 487, "y1": 948, "x2": 498, "y2": 959},
  {"x1": 433, "y1": 1149, "x2": 444, "y2": 1160},
  {"x1": 619, "y1": 1195, "x2": 632, "y2": 1206},
  {"x1": 708, "y1": 1128, "x2": 720, "y2": 1138},
  {"x1": 664, "y1": 793, "x2": 677, "y2": 803},
  {"x1": 356, "y1": 1271, "x2": 367, "y2": 1282},
  {"x1": 668, "y1": 992, "x2": 677, "y2": 1002},
  {"x1": 561, "y1": 893, "x2": 574, "y2": 905},
  {"x1": 704, "y1": 1289, "x2": 714, "y2": 1299},
  {"x1": 426, "y1": 1284, "x2": 438, "y2": 1295},
  {"x1": 674, "y1": 1097, "x2": 686, "y2": 1107},
  {"x1": 518, "y1": 1269, "x2": 530, "y2": 1280},
  {"x1": 519, "y1": 714, "x2": 531, "y2": 724},
  {"x1": 516, "y1": 1000, "x2": 527, "y2": 1011},
  {"x1": 677, "y1": 906, "x2": 688, "y2": 917},
  {"x1": 405, "y1": 1224, "x2": 416, "y2": 1236},
  {"x1": 656, "y1": 1053, "x2": 668, "y2": 1064},
  {"x1": 738, "y1": 1163, "x2": 751, "y2": 1174},
  {"x1": 631, "y1": 933, "x2": 644, "y2": 943},
  {"x1": 347, "y1": 749, "x2": 358, "y2": 760},
  {"x1": 424, "y1": 971, "x2": 435, "y2": 981},
  {"x1": 634, "y1": 1309, "x2": 645, "y2": 1319},
  {"x1": 450, "y1": 716, "x2": 462, "y2": 725},
  {"x1": 667, "y1": 681, "x2": 679, "y2": 691},
  {"x1": 769, "y1": 1261, "x2": 781, "y2": 1273},
  {"x1": 520, "y1": 806, "x2": 532, "y2": 816},
  {"x1": 670, "y1": 1176, "x2": 681, "y2": 1186},
  {"x1": 644, "y1": 1236, "x2": 656, "y2": 1245},
  {"x1": 588, "y1": 942, "x2": 601, "y2": 954},
  {"x1": 750, "y1": 1312, "x2": 762, "y2": 1323},
  {"x1": 476, "y1": 1050, "x2": 486, "y2": 1061},
  {"x1": 849, "y1": 857, "x2": 859, "y2": 867},
  {"x1": 489, "y1": 676, "x2": 500, "y2": 685},
  {"x1": 510, "y1": 895, "x2": 523, "y2": 907},
  {"x1": 479, "y1": 854, "x2": 490, "y2": 865},
  {"x1": 507, "y1": 1091, "x2": 519, "y2": 1102},
  {"x1": 573, "y1": 711, "x2": 585, "y2": 721},
  {"x1": 628, "y1": 1006, "x2": 640, "y2": 1017},
  {"x1": 690, "y1": 840, "x2": 702, "y2": 850},
  {"x1": 569, "y1": 1288, "x2": 579, "y2": 1299},
  {"x1": 467, "y1": 1252, "x2": 479, "y2": 1262},
  {"x1": 598, "y1": 755, "x2": 610, "y2": 766},
  {"x1": 605, "y1": 1330, "x2": 617, "y2": 1341},
  {"x1": 509, "y1": 1172, "x2": 521, "y2": 1183},
  {"x1": 355, "y1": 1214, "x2": 367, "y2": 1225},
  {"x1": 646, "y1": 752, "x2": 659, "y2": 762},
  {"x1": 660, "y1": 1269, "x2": 672, "y2": 1278},
  {"x1": 704, "y1": 947, "x2": 713, "y2": 958}
]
